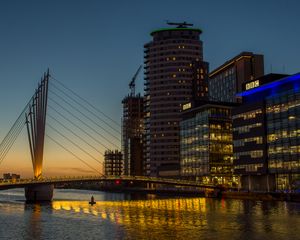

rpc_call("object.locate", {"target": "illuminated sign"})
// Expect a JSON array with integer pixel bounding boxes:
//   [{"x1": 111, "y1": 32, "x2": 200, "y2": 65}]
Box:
[
  {"x1": 182, "y1": 102, "x2": 192, "y2": 110},
  {"x1": 245, "y1": 80, "x2": 260, "y2": 90}
]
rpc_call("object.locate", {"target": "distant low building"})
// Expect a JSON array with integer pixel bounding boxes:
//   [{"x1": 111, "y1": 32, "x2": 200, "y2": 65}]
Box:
[
  {"x1": 3, "y1": 173, "x2": 20, "y2": 180},
  {"x1": 104, "y1": 150, "x2": 123, "y2": 176}
]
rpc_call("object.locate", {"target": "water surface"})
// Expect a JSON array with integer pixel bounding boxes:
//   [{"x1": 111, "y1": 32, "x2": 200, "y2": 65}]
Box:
[{"x1": 0, "y1": 188, "x2": 299, "y2": 239}]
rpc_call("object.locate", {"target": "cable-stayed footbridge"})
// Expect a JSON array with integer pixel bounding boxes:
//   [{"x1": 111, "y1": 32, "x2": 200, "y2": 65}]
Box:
[{"x1": 0, "y1": 70, "x2": 226, "y2": 202}]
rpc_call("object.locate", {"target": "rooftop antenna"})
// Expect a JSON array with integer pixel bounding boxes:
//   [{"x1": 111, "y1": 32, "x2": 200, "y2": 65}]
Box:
[
  {"x1": 166, "y1": 21, "x2": 193, "y2": 28},
  {"x1": 270, "y1": 64, "x2": 273, "y2": 73}
]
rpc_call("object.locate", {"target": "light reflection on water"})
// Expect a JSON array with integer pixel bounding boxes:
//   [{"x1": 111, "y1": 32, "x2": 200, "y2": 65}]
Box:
[{"x1": 0, "y1": 189, "x2": 299, "y2": 240}]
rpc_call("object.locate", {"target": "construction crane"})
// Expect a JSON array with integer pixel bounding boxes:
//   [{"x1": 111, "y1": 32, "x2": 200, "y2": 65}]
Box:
[
  {"x1": 129, "y1": 65, "x2": 142, "y2": 96},
  {"x1": 166, "y1": 21, "x2": 193, "y2": 28}
]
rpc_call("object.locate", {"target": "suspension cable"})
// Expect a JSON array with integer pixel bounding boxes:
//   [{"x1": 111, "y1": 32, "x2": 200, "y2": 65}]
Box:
[
  {"x1": 47, "y1": 123, "x2": 103, "y2": 165},
  {"x1": 50, "y1": 81, "x2": 121, "y2": 135},
  {"x1": 49, "y1": 89, "x2": 121, "y2": 143},
  {"x1": 0, "y1": 99, "x2": 30, "y2": 165},
  {"x1": 46, "y1": 134, "x2": 102, "y2": 175},
  {"x1": 50, "y1": 75, "x2": 121, "y2": 128},
  {"x1": 48, "y1": 114, "x2": 104, "y2": 156},
  {"x1": 48, "y1": 105, "x2": 111, "y2": 150},
  {"x1": 48, "y1": 98, "x2": 120, "y2": 149},
  {"x1": 0, "y1": 119, "x2": 26, "y2": 165},
  {"x1": 0, "y1": 115, "x2": 24, "y2": 158}
]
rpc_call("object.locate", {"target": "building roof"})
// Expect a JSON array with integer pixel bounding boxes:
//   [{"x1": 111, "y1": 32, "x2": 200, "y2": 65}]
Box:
[
  {"x1": 243, "y1": 73, "x2": 289, "y2": 86},
  {"x1": 237, "y1": 73, "x2": 300, "y2": 97},
  {"x1": 209, "y1": 52, "x2": 261, "y2": 77},
  {"x1": 181, "y1": 100, "x2": 239, "y2": 119},
  {"x1": 150, "y1": 28, "x2": 202, "y2": 36}
]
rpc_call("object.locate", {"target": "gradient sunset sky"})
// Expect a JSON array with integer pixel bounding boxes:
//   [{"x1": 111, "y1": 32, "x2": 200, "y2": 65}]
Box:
[{"x1": 0, "y1": 0, "x2": 299, "y2": 177}]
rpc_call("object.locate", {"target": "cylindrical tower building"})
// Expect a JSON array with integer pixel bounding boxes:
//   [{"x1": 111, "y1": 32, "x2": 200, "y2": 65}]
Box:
[{"x1": 144, "y1": 25, "x2": 206, "y2": 177}]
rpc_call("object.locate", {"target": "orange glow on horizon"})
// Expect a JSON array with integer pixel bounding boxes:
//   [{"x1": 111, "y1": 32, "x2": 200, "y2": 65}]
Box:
[{"x1": 0, "y1": 128, "x2": 105, "y2": 178}]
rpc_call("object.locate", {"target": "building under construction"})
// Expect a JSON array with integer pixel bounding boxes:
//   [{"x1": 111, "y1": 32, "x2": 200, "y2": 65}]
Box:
[
  {"x1": 104, "y1": 150, "x2": 123, "y2": 176},
  {"x1": 122, "y1": 67, "x2": 144, "y2": 176}
]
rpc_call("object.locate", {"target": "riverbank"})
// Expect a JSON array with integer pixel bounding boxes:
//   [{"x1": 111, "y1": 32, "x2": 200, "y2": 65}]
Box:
[
  {"x1": 56, "y1": 183, "x2": 300, "y2": 202},
  {"x1": 94, "y1": 187, "x2": 300, "y2": 202},
  {"x1": 222, "y1": 191, "x2": 300, "y2": 202}
]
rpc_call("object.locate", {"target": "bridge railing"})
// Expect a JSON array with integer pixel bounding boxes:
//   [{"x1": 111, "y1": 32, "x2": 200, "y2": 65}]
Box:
[{"x1": 0, "y1": 175, "x2": 227, "y2": 189}]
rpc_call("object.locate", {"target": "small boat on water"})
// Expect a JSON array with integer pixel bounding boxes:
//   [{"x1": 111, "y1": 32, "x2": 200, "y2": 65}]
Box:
[{"x1": 89, "y1": 196, "x2": 96, "y2": 205}]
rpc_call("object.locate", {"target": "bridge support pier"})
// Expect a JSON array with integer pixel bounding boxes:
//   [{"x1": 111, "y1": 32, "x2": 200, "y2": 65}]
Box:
[{"x1": 25, "y1": 184, "x2": 54, "y2": 203}]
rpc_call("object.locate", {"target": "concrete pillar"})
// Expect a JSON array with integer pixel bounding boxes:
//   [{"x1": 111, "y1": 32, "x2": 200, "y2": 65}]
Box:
[
  {"x1": 25, "y1": 184, "x2": 54, "y2": 203},
  {"x1": 267, "y1": 174, "x2": 270, "y2": 192},
  {"x1": 238, "y1": 176, "x2": 242, "y2": 191},
  {"x1": 248, "y1": 175, "x2": 251, "y2": 191}
]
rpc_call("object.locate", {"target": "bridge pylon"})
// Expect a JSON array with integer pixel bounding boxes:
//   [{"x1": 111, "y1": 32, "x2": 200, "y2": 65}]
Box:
[
  {"x1": 25, "y1": 69, "x2": 49, "y2": 180},
  {"x1": 25, "y1": 69, "x2": 53, "y2": 202}
]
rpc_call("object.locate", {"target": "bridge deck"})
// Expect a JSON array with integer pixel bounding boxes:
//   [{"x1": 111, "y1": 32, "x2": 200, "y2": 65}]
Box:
[{"x1": 0, "y1": 176, "x2": 232, "y2": 190}]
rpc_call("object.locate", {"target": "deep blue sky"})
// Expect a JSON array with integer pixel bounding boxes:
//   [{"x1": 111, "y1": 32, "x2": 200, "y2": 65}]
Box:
[
  {"x1": 0, "y1": 0, "x2": 299, "y2": 175},
  {"x1": 1, "y1": 0, "x2": 300, "y2": 127}
]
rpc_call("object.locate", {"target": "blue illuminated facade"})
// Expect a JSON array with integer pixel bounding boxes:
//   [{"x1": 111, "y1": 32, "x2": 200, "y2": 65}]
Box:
[
  {"x1": 238, "y1": 73, "x2": 300, "y2": 98},
  {"x1": 233, "y1": 73, "x2": 300, "y2": 191}
]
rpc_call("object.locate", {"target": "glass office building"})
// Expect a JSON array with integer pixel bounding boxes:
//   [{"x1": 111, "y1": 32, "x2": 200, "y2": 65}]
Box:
[
  {"x1": 266, "y1": 88, "x2": 300, "y2": 190},
  {"x1": 235, "y1": 73, "x2": 300, "y2": 191},
  {"x1": 180, "y1": 102, "x2": 238, "y2": 186}
]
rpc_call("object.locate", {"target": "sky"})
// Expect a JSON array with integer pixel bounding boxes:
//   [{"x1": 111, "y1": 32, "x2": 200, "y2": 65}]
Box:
[{"x1": 0, "y1": 0, "x2": 299, "y2": 178}]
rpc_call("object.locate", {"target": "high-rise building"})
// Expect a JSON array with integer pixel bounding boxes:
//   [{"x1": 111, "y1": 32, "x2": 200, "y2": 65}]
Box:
[
  {"x1": 122, "y1": 94, "x2": 144, "y2": 176},
  {"x1": 144, "y1": 23, "x2": 208, "y2": 176},
  {"x1": 209, "y1": 52, "x2": 264, "y2": 102},
  {"x1": 180, "y1": 101, "x2": 238, "y2": 186},
  {"x1": 104, "y1": 150, "x2": 123, "y2": 176},
  {"x1": 233, "y1": 73, "x2": 300, "y2": 191}
]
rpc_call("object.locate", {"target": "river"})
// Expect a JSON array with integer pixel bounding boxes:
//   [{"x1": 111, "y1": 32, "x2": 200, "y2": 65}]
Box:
[{"x1": 0, "y1": 188, "x2": 299, "y2": 239}]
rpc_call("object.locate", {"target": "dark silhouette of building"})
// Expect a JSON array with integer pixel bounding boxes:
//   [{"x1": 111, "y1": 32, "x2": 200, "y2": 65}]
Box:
[
  {"x1": 3, "y1": 173, "x2": 20, "y2": 180},
  {"x1": 144, "y1": 23, "x2": 209, "y2": 177},
  {"x1": 209, "y1": 52, "x2": 264, "y2": 102},
  {"x1": 104, "y1": 150, "x2": 123, "y2": 176},
  {"x1": 122, "y1": 94, "x2": 144, "y2": 176}
]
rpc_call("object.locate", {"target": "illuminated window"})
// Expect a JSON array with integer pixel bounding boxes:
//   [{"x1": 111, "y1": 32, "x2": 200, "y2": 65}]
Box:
[{"x1": 233, "y1": 109, "x2": 262, "y2": 120}]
